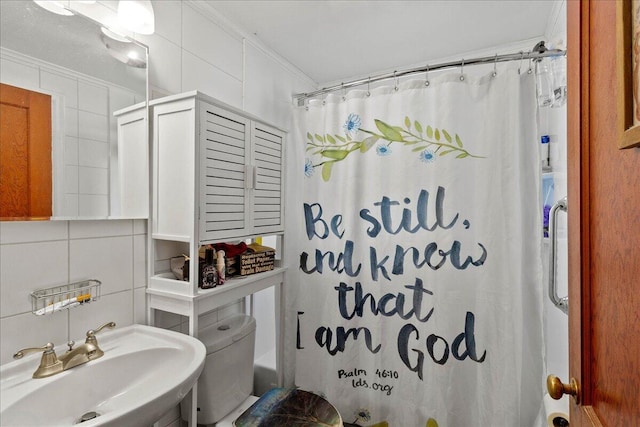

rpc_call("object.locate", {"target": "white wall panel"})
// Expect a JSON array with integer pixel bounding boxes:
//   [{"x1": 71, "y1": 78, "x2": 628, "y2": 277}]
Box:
[
  {"x1": 182, "y1": 3, "x2": 243, "y2": 79},
  {"x1": 181, "y1": 51, "x2": 242, "y2": 108}
]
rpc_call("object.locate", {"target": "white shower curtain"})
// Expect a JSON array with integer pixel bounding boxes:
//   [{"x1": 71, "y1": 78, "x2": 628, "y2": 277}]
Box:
[{"x1": 291, "y1": 69, "x2": 543, "y2": 427}]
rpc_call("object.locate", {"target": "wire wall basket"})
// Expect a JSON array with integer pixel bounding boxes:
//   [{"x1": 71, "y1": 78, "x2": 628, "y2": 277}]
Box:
[{"x1": 31, "y1": 279, "x2": 101, "y2": 315}]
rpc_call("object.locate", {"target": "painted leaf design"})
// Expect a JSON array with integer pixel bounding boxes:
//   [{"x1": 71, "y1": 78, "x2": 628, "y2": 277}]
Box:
[
  {"x1": 439, "y1": 149, "x2": 455, "y2": 156},
  {"x1": 336, "y1": 135, "x2": 347, "y2": 143},
  {"x1": 434, "y1": 128, "x2": 441, "y2": 141},
  {"x1": 322, "y1": 162, "x2": 334, "y2": 182},
  {"x1": 315, "y1": 134, "x2": 325, "y2": 143},
  {"x1": 375, "y1": 119, "x2": 404, "y2": 141},
  {"x1": 442, "y1": 129, "x2": 452, "y2": 143},
  {"x1": 414, "y1": 120, "x2": 423, "y2": 133},
  {"x1": 404, "y1": 116, "x2": 411, "y2": 129},
  {"x1": 426, "y1": 125, "x2": 434, "y2": 139},
  {"x1": 321, "y1": 150, "x2": 349, "y2": 160},
  {"x1": 361, "y1": 136, "x2": 379, "y2": 153},
  {"x1": 455, "y1": 133, "x2": 463, "y2": 147},
  {"x1": 326, "y1": 134, "x2": 336, "y2": 144},
  {"x1": 412, "y1": 145, "x2": 428, "y2": 152},
  {"x1": 307, "y1": 132, "x2": 313, "y2": 141},
  {"x1": 456, "y1": 152, "x2": 469, "y2": 158},
  {"x1": 426, "y1": 418, "x2": 439, "y2": 427}
]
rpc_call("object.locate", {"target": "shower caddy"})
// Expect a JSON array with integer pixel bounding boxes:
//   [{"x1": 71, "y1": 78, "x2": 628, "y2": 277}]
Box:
[{"x1": 146, "y1": 91, "x2": 287, "y2": 426}]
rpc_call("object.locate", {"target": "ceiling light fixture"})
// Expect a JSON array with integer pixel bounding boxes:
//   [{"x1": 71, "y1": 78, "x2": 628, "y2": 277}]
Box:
[
  {"x1": 33, "y1": 1, "x2": 74, "y2": 16},
  {"x1": 100, "y1": 33, "x2": 147, "y2": 68},
  {"x1": 117, "y1": 0, "x2": 155, "y2": 35},
  {"x1": 101, "y1": 26, "x2": 132, "y2": 43}
]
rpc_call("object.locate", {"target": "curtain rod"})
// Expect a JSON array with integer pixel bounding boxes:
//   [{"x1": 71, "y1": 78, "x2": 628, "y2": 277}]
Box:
[{"x1": 293, "y1": 47, "x2": 566, "y2": 104}]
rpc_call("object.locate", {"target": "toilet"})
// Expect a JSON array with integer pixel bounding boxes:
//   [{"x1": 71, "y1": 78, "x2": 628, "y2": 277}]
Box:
[
  {"x1": 181, "y1": 313, "x2": 259, "y2": 426},
  {"x1": 181, "y1": 313, "x2": 341, "y2": 426}
]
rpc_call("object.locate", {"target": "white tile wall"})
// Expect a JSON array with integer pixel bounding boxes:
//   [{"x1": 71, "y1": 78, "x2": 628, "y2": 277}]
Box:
[
  {"x1": 182, "y1": 3, "x2": 243, "y2": 78},
  {"x1": 0, "y1": 220, "x2": 147, "y2": 365}
]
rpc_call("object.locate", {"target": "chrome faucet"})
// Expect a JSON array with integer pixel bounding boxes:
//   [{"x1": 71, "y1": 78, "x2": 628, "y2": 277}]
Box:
[{"x1": 13, "y1": 321, "x2": 116, "y2": 379}]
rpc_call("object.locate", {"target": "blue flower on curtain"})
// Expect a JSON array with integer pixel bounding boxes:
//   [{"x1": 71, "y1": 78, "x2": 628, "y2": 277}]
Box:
[
  {"x1": 304, "y1": 158, "x2": 314, "y2": 177},
  {"x1": 343, "y1": 113, "x2": 362, "y2": 137},
  {"x1": 376, "y1": 144, "x2": 392, "y2": 156},
  {"x1": 419, "y1": 149, "x2": 435, "y2": 163}
]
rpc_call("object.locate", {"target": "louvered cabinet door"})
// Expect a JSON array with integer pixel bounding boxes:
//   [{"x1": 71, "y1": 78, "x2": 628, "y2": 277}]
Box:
[
  {"x1": 199, "y1": 103, "x2": 251, "y2": 241},
  {"x1": 251, "y1": 122, "x2": 285, "y2": 235}
]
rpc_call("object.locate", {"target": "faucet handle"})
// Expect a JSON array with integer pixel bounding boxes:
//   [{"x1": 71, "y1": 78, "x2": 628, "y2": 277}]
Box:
[
  {"x1": 85, "y1": 321, "x2": 116, "y2": 344},
  {"x1": 13, "y1": 342, "x2": 55, "y2": 359},
  {"x1": 66, "y1": 341, "x2": 75, "y2": 352},
  {"x1": 14, "y1": 343, "x2": 63, "y2": 378}
]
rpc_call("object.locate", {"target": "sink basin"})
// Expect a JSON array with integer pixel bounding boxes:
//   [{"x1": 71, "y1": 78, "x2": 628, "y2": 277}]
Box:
[{"x1": 0, "y1": 324, "x2": 206, "y2": 426}]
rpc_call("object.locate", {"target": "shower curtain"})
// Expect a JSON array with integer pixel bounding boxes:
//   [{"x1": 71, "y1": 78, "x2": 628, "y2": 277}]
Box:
[{"x1": 291, "y1": 69, "x2": 543, "y2": 426}]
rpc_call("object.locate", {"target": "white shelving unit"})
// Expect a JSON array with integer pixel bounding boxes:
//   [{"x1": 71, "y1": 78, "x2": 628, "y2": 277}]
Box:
[{"x1": 146, "y1": 91, "x2": 286, "y2": 427}]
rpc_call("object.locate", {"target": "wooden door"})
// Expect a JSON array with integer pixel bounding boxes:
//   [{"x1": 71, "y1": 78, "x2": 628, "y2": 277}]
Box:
[
  {"x1": 565, "y1": 0, "x2": 640, "y2": 425},
  {"x1": 0, "y1": 83, "x2": 52, "y2": 219}
]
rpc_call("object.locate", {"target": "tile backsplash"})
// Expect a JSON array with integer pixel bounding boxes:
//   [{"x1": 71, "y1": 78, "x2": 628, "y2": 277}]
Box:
[{"x1": 0, "y1": 219, "x2": 147, "y2": 365}]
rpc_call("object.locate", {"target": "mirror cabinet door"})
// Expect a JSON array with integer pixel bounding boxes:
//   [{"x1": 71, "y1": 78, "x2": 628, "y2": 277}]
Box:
[{"x1": 0, "y1": 1, "x2": 148, "y2": 220}]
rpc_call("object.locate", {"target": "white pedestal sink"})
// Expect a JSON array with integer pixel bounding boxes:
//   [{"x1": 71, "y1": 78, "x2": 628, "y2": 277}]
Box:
[{"x1": 0, "y1": 324, "x2": 206, "y2": 426}]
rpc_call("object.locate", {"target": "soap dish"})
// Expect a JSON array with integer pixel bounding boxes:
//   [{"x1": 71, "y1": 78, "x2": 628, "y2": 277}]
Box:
[{"x1": 31, "y1": 279, "x2": 101, "y2": 315}]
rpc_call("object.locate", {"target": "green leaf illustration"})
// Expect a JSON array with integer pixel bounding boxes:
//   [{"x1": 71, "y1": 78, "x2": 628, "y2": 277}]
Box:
[
  {"x1": 414, "y1": 120, "x2": 423, "y2": 133},
  {"x1": 442, "y1": 129, "x2": 452, "y2": 143},
  {"x1": 307, "y1": 132, "x2": 313, "y2": 141},
  {"x1": 426, "y1": 418, "x2": 439, "y2": 427},
  {"x1": 326, "y1": 134, "x2": 336, "y2": 144},
  {"x1": 456, "y1": 152, "x2": 469, "y2": 158},
  {"x1": 375, "y1": 119, "x2": 404, "y2": 141},
  {"x1": 426, "y1": 125, "x2": 433, "y2": 139},
  {"x1": 455, "y1": 133, "x2": 463, "y2": 147},
  {"x1": 439, "y1": 149, "x2": 455, "y2": 156},
  {"x1": 404, "y1": 116, "x2": 411, "y2": 129},
  {"x1": 321, "y1": 162, "x2": 334, "y2": 181},
  {"x1": 434, "y1": 128, "x2": 441, "y2": 141},
  {"x1": 321, "y1": 149, "x2": 349, "y2": 160},
  {"x1": 412, "y1": 145, "x2": 428, "y2": 152},
  {"x1": 361, "y1": 136, "x2": 379, "y2": 153},
  {"x1": 336, "y1": 135, "x2": 347, "y2": 143},
  {"x1": 315, "y1": 134, "x2": 325, "y2": 143}
]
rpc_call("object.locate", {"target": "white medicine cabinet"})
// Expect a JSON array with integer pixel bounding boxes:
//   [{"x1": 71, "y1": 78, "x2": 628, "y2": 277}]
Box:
[{"x1": 146, "y1": 92, "x2": 287, "y2": 425}]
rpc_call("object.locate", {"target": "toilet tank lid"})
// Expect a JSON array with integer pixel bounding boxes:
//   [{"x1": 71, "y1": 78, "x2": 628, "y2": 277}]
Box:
[{"x1": 199, "y1": 314, "x2": 256, "y2": 354}]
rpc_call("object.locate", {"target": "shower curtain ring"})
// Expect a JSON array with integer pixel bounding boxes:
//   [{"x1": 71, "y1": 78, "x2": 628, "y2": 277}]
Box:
[
  {"x1": 518, "y1": 51, "x2": 524, "y2": 74},
  {"x1": 366, "y1": 77, "x2": 371, "y2": 97},
  {"x1": 460, "y1": 59, "x2": 465, "y2": 81},
  {"x1": 341, "y1": 83, "x2": 346, "y2": 101},
  {"x1": 492, "y1": 54, "x2": 498, "y2": 77},
  {"x1": 527, "y1": 57, "x2": 533, "y2": 74},
  {"x1": 394, "y1": 71, "x2": 399, "y2": 91},
  {"x1": 425, "y1": 65, "x2": 430, "y2": 87}
]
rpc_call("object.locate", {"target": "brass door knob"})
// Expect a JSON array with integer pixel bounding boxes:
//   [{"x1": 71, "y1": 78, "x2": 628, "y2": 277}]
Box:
[{"x1": 547, "y1": 375, "x2": 580, "y2": 403}]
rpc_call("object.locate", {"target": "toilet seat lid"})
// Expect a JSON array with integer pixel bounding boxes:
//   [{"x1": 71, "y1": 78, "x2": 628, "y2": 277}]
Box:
[{"x1": 234, "y1": 388, "x2": 342, "y2": 427}]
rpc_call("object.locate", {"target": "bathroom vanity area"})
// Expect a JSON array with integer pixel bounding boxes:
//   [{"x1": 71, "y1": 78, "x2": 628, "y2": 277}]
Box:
[{"x1": 145, "y1": 91, "x2": 287, "y2": 426}]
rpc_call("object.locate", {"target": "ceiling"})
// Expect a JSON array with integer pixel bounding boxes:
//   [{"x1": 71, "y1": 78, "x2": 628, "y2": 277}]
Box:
[{"x1": 209, "y1": 0, "x2": 560, "y2": 86}]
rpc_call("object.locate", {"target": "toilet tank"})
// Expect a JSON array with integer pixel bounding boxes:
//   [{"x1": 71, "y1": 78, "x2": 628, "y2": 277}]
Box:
[{"x1": 181, "y1": 314, "x2": 256, "y2": 425}]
